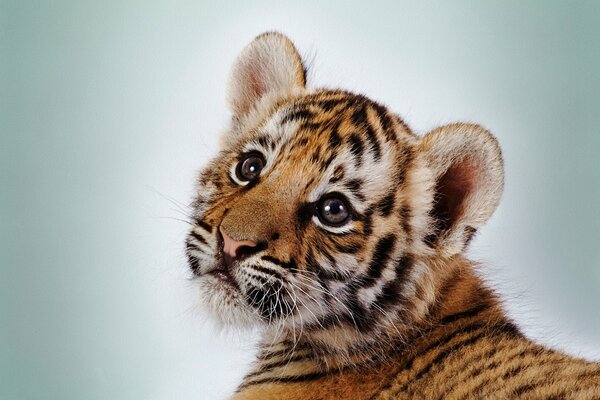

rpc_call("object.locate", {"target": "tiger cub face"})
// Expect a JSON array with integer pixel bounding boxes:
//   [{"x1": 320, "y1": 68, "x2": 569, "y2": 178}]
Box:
[{"x1": 187, "y1": 33, "x2": 504, "y2": 337}]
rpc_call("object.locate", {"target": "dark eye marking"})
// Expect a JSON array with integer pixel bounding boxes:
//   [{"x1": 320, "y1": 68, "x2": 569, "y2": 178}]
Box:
[
  {"x1": 329, "y1": 165, "x2": 345, "y2": 184},
  {"x1": 297, "y1": 202, "x2": 315, "y2": 228},
  {"x1": 255, "y1": 135, "x2": 271, "y2": 149},
  {"x1": 345, "y1": 179, "x2": 366, "y2": 202}
]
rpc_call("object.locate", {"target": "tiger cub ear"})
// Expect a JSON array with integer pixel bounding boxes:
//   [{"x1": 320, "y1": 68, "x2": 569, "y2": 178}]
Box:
[
  {"x1": 419, "y1": 123, "x2": 504, "y2": 256},
  {"x1": 227, "y1": 32, "x2": 306, "y2": 118}
]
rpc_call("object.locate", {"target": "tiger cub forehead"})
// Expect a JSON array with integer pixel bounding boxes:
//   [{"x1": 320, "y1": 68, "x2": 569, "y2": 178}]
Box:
[{"x1": 223, "y1": 90, "x2": 418, "y2": 211}]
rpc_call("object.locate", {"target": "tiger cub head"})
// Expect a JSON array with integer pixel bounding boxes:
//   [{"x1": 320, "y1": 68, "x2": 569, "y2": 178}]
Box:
[{"x1": 187, "y1": 33, "x2": 503, "y2": 341}]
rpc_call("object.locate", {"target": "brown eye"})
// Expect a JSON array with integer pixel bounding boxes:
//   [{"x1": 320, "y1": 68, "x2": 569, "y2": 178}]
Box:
[
  {"x1": 236, "y1": 153, "x2": 265, "y2": 182},
  {"x1": 317, "y1": 195, "x2": 351, "y2": 226}
]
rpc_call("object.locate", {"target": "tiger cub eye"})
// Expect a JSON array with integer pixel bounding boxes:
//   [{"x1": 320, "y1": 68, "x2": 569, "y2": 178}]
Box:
[
  {"x1": 236, "y1": 153, "x2": 265, "y2": 181},
  {"x1": 317, "y1": 196, "x2": 351, "y2": 226}
]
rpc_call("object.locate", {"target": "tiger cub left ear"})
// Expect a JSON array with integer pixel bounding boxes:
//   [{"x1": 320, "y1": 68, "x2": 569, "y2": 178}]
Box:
[
  {"x1": 419, "y1": 123, "x2": 504, "y2": 256},
  {"x1": 227, "y1": 32, "x2": 306, "y2": 119}
]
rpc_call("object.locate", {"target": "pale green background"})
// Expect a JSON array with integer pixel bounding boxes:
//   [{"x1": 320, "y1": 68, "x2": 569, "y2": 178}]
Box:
[{"x1": 1, "y1": 1, "x2": 599, "y2": 399}]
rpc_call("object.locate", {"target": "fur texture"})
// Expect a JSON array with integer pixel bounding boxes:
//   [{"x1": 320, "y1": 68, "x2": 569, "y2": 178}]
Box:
[{"x1": 186, "y1": 32, "x2": 600, "y2": 399}]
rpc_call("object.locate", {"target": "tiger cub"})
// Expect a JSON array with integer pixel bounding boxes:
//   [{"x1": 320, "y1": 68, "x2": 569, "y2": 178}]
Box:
[{"x1": 186, "y1": 32, "x2": 600, "y2": 399}]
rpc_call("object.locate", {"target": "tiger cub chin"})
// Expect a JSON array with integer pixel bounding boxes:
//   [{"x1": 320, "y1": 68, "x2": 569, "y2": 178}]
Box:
[{"x1": 186, "y1": 32, "x2": 600, "y2": 399}]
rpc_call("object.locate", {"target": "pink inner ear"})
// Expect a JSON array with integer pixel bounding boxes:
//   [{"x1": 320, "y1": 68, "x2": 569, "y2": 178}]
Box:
[
  {"x1": 247, "y1": 68, "x2": 265, "y2": 102},
  {"x1": 428, "y1": 160, "x2": 477, "y2": 243}
]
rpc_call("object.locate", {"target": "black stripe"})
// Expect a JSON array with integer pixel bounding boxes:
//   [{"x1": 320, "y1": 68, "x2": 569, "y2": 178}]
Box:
[
  {"x1": 345, "y1": 178, "x2": 365, "y2": 201},
  {"x1": 186, "y1": 253, "x2": 200, "y2": 273},
  {"x1": 442, "y1": 346, "x2": 502, "y2": 393},
  {"x1": 194, "y1": 218, "x2": 213, "y2": 233},
  {"x1": 344, "y1": 293, "x2": 371, "y2": 332},
  {"x1": 282, "y1": 109, "x2": 313, "y2": 124},
  {"x1": 364, "y1": 122, "x2": 382, "y2": 161},
  {"x1": 350, "y1": 103, "x2": 368, "y2": 126},
  {"x1": 329, "y1": 165, "x2": 345, "y2": 184},
  {"x1": 328, "y1": 123, "x2": 342, "y2": 150},
  {"x1": 249, "y1": 263, "x2": 284, "y2": 281},
  {"x1": 402, "y1": 323, "x2": 489, "y2": 372},
  {"x1": 371, "y1": 101, "x2": 396, "y2": 142},
  {"x1": 244, "y1": 353, "x2": 314, "y2": 380},
  {"x1": 311, "y1": 148, "x2": 321, "y2": 164},
  {"x1": 347, "y1": 133, "x2": 364, "y2": 167},
  {"x1": 362, "y1": 209, "x2": 374, "y2": 236},
  {"x1": 240, "y1": 370, "x2": 332, "y2": 389},
  {"x1": 375, "y1": 192, "x2": 395, "y2": 217},
  {"x1": 454, "y1": 349, "x2": 537, "y2": 398},
  {"x1": 189, "y1": 231, "x2": 207, "y2": 246},
  {"x1": 388, "y1": 324, "x2": 490, "y2": 396},
  {"x1": 318, "y1": 99, "x2": 342, "y2": 112},
  {"x1": 399, "y1": 205, "x2": 412, "y2": 239},
  {"x1": 332, "y1": 240, "x2": 362, "y2": 254},
  {"x1": 257, "y1": 343, "x2": 311, "y2": 361},
  {"x1": 439, "y1": 302, "x2": 492, "y2": 325},
  {"x1": 315, "y1": 241, "x2": 336, "y2": 266},
  {"x1": 321, "y1": 153, "x2": 336, "y2": 171},
  {"x1": 261, "y1": 255, "x2": 298, "y2": 272},
  {"x1": 300, "y1": 121, "x2": 323, "y2": 131},
  {"x1": 372, "y1": 254, "x2": 413, "y2": 311},
  {"x1": 304, "y1": 249, "x2": 320, "y2": 272},
  {"x1": 412, "y1": 330, "x2": 488, "y2": 381},
  {"x1": 185, "y1": 241, "x2": 204, "y2": 253},
  {"x1": 364, "y1": 234, "x2": 397, "y2": 282},
  {"x1": 500, "y1": 363, "x2": 526, "y2": 380},
  {"x1": 255, "y1": 135, "x2": 271, "y2": 149},
  {"x1": 512, "y1": 382, "x2": 537, "y2": 396},
  {"x1": 317, "y1": 266, "x2": 350, "y2": 282}
]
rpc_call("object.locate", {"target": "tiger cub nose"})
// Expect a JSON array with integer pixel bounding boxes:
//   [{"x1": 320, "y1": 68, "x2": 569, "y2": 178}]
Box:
[{"x1": 219, "y1": 226, "x2": 259, "y2": 267}]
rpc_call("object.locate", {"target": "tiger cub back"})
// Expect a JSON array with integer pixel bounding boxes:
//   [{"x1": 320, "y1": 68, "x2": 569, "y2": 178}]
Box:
[{"x1": 186, "y1": 32, "x2": 600, "y2": 399}]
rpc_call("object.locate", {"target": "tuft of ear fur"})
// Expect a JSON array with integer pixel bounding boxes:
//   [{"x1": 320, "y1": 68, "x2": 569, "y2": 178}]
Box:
[
  {"x1": 419, "y1": 123, "x2": 504, "y2": 256},
  {"x1": 227, "y1": 32, "x2": 306, "y2": 118}
]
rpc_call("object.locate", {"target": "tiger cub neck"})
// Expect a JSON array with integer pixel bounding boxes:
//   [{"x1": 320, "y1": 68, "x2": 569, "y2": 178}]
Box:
[{"x1": 237, "y1": 256, "x2": 515, "y2": 392}]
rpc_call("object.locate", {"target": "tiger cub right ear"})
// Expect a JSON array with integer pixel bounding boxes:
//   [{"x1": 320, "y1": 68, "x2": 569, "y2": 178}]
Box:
[
  {"x1": 227, "y1": 32, "x2": 306, "y2": 118},
  {"x1": 419, "y1": 123, "x2": 504, "y2": 256}
]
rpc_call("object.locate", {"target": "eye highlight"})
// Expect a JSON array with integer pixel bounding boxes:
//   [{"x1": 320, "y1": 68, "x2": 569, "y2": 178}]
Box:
[
  {"x1": 235, "y1": 152, "x2": 265, "y2": 182},
  {"x1": 316, "y1": 194, "x2": 351, "y2": 226}
]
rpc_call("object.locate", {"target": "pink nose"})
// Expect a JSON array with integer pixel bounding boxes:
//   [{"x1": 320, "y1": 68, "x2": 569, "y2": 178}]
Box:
[{"x1": 219, "y1": 226, "x2": 257, "y2": 266}]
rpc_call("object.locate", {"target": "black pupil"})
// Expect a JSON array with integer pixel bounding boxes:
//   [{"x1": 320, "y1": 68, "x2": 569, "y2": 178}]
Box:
[
  {"x1": 240, "y1": 156, "x2": 263, "y2": 180},
  {"x1": 321, "y1": 198, "x2": 349, "y2": 225}
]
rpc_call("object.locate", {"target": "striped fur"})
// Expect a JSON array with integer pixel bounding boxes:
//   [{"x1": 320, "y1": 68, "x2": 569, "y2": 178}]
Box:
[{"x1": 186, "y1": 33, "x2": 600, "y2": 399}]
